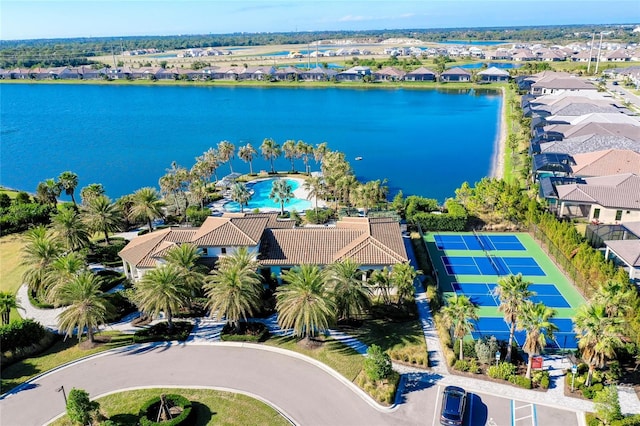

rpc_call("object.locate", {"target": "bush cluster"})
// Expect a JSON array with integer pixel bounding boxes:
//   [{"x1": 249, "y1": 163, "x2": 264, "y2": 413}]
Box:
[
  {"x1": 454, "y1": 358, "x2": 480, "y2": 374},
  {"x1": 509, "y1": 374, "x2": 532, "y2": 389},
  {"x1": 487, "y1": 362, "x2": 517, "y2": 380},
  {"x1": 305, "y1": 208, "x2": 334, "y2": 224},
  {"x1": 364, "y1": 344, "x2": 393, "y2": 381},
  {"x1": 0, "y1": 319, "x2": 49, "y2": 352},
  {"x1": 583, "y1": 383, "x2": 604, "y2": 399},
  {"x1": 133, "y1": 321, "x2": 193, "y2": 343},
  {"x1": 355, "y1": 369, "x2": 400, "y2": 405},
  {"x1": 138, "y1": 394, "x2": 193, "y2": 426},
  {"x1": 0, "y1": 201, "x2": 52, "y2": 236},
  {"x1": 87, "y1": 240, "x2": 128, "y2": 264},
  {"x1": 220, "y1": 322, "x2": 269, "y2": 342}
]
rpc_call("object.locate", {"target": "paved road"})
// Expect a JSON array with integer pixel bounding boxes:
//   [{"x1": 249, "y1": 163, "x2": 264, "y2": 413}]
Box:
[{"x1": 0, "y1": 344, "x2": 432, "y2": 426}]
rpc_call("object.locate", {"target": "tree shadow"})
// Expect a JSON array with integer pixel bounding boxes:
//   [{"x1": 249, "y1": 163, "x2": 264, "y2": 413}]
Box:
[
  {"x1": 395, "y1": 372, "x2": 442, "y2": 405},
  {"x1": 191, "y1": 401, "x2": 213, "y2": 426},
  {"x1": 108, "y1": 414, "x2": 139, "y2": 425},
  {"x1": 466, "y1": 393, "x2": 489, "y2": 426}
]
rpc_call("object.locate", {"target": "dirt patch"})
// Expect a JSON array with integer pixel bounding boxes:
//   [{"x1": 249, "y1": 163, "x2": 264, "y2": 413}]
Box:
[
  {"x1": 78, "y1": 334, "x2": 112, "y2": 350},
  {"x1": 131, "y1": 315, "x2": 152, "y2": 327},
  {"x1": 296, "y1": 337, "x2": 326, "y2": 350}
]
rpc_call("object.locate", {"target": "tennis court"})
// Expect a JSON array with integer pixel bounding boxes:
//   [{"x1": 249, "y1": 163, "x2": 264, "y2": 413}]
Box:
[
  {"x1": 442, "y1": 255, "x2": 546, "y2": 276},
  {"x1": 434, "y1": 234, "x2": 525, "y2": 251},
  {"x1": 451, "y1": 282, "x2": 571, "y2": 308},
  {"x1": 426, "y1": 232, "x2": 587, "y2": 350},
  {"x1": 471, "y1": 317, "x2": 578, "y2": 349}
]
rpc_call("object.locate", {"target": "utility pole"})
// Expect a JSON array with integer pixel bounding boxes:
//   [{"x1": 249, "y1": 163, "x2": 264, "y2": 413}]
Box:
[
  {"x1": 587, "y1": 32, "x2": 595, "y2": 74},
  {"x1": 595, "y1": 32, "x2": 604, "y2": 75}
]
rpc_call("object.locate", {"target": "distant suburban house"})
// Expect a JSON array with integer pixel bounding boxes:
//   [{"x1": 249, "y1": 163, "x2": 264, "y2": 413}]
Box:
[
  {"x1": 439, "y1": 67, "x2": 471, "y2": 82},
  {"x1": 539, "y1": 122, "x2": 640, "y2": 143},
  {"x1": 603, "y1": 49, "x2": 630, "y2": 62},
  {"x1": 337, "y1": 66, "x2": 372, "y2": 81},
  {"x1": 373, "y1": 67, "x2": 406, "y2": 82},
  {"x1": 478, "y1": 67, "x2": 510, "y2": 82},
  {"x1": 208, "y1": 66, "x2": 242, "y2": 80},
  {"x1": 119, "y1": 213, "x2": 408, "y2": 281},
  {"x1": 132, "y1": 66, "x2": 163, "y2": 80},
  {"x1": 532, "y1": 134, "x2": 640, "y2": 156},
  {"x1": 531, "y1": 76, "x2": 597, "y2": 95},
  {"x1": 404, "y1": 67, "x2": 437, "y2": 81},
  {"x1": 554, "y1": 173, "x2": 640, "y2": 224},
  {"x1": 239, "y1": 66, "x2": 276, "y2": 81},
  {"x1": 487, "y1": 50, "x2": 512, "y2": 61},
  {"x1": 9, "y1": 68, "x2": 31, "y2": 79},
  {"x1": 274, "y1": 66, "x2": 300, "y2": 81},
  {"x1": 571, "y1": 149, "x2": 640, "y2": 177},
  {"x1": 298, "y1": 66, "x2": 337, "y2": 81}
]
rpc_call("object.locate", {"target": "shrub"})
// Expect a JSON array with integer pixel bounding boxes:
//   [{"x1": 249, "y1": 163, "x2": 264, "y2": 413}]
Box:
[
  {"x1": 305, "y1": 208, "x2": 334, "y2": 224},
  {"x1": 475, "y1": 336, "x2": 499, "y2": 365},
  {"x1": 220, "y1": 322, "x2": 269, "y2": 342},
  {"x1": 138, "y1": 394, "x2": 192, "y2": 426},
  {"x1": 186, "y1": 206, "x2": 210, "y2": 226},
  {"x1": 88, "y1": 240, "x2": 128, "y2": 264},
  {"x1": 487, "y1": 362, "x2": 517, "y2": 380},
  {"x1": 388, "y1": 345, "x2": 428, "y2": 368},
  {"x1": 454, "y1": 359, "x2": 470, "y2": 372},
  {"x1": 453, "y1": 339, "x2": 476, "y2": 360},
  {"x1": 585, "y1": 413, "x2": 601, "y2": 426},
  {"x1": 426, "y1": 285, "x2": 442, "y2": 311},
  {"x1": 583, "y1": 383, "x2": 604, "y2": 399},
  {"x1": 532, "y1": 370, "x2": 550, "y2": 389},
  {"x1": 618, "y1": 414, "x2": 640, "y2": 426},
  {"x1": 364, "y1": 344, "x2": 393, "y2": 381},
  {"x1": 509, "y1": 375, "x2": 532, "y2": 389},
  {"x1": 133, "y1": 321, "x2": 193, "y2": 343},
  {"x1": 0, "y1": 319, "x2": 49, "y2": 352},
  {"x1": 103, "y1": 292, "x2": 137, "y2": 323},
  {"x1": 355, "y1": 369, "x2": 400, "y2": 405},
  {"x1": 66, "y1": 388, "x2": 100, "y2": 425},
  {"x1": 594, "y1": 385, "x2": 623, "y2": 424}
]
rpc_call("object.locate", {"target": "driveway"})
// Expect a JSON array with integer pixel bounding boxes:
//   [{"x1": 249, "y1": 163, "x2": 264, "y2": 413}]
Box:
[{"x1": 0, "y1": 343, "x2": 432, "y2": 426}]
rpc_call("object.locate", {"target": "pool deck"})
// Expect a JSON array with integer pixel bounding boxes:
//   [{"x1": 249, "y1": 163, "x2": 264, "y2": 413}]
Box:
[{"x1": 209, "y1": 176, "x2": 327, "y2": 214}]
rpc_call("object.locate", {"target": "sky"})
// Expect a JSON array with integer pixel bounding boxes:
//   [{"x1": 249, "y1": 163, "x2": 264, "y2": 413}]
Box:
[{"x1": 1, "y1": 0, "x2": 639, "y2": 41}]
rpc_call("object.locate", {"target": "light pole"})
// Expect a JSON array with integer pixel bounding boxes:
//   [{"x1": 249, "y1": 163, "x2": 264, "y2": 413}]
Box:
[
  {"x1": 56, "y1": 385, "x2": 67, "y2": 406},
  {"x1": 495, "y1": 351, "x2": 501, "y2": 366},
  {"x1": 571, "y1": 364, "x2": 577, "y2": 392}
]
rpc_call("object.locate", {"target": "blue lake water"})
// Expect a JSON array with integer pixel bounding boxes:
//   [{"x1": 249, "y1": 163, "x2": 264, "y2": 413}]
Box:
[{"x1": 0, "y1": 84, "x2": 501, "y2": 202}]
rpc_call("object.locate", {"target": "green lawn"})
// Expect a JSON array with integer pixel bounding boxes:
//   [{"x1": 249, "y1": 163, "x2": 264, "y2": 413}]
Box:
[
  {"x1": 50, "y1": 387, "x2": 289, "y2": 426},
  {"x1": 265, "y1": 336, "x2": 364, "y2": 382},
  {"x1": 0, "y1": 233, "x2": 27, "y2": 296},
  {"x1": 1, "y1": 332, "x2": 133, "y2": 393}
]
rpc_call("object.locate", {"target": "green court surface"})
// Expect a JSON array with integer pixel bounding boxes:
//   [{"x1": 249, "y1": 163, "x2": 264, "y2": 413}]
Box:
[{"x1": 424, "y1": 232, "x2": 586, "y2": 349}]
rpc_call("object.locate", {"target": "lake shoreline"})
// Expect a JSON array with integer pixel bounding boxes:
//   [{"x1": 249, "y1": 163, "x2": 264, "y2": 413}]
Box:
[{"x1": 490, "y1": 87, "x2": 507, "y2": 179}]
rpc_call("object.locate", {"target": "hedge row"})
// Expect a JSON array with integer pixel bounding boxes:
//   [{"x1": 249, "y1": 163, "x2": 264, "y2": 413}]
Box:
[
  {"x1": 220, "y1": 322, "x2": 269, "y2": 342},
  {"x1": 133, "y1": 321, "x2": 193, "y2": 343},
  {"x1": 138, "y1": 394, "x2": 192, "y2": 426}
]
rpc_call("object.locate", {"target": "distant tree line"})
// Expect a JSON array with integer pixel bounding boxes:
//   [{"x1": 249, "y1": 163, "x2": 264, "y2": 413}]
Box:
[{"x1": 0, "y1": 24, "x2": 636, "y2": 68}]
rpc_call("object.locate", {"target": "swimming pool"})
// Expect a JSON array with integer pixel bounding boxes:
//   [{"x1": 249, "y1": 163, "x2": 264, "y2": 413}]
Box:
[{"x1": 223, "y1": 178, "x2": 312, "y2": 212}]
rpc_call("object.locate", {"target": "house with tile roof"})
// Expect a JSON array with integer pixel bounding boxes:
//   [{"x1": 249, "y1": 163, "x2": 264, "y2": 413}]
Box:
[
  {"x1": 119, "y1": 213, "x2": 407, "y2": 281},
  {"x1": 373, "y1": 67, "x2": 406, "y2": 82},
  {"x1": 531, "y1": 76, "x2": 597, "y2": 95},
  {"x1": 571, "y1": 149, "x2": 640, "y2": 178},
  {"x1": 439, "y1": 67, "x2": 471, "y2": 82},
  {"x1": 478, "y1": 67, "x2": 510, "y2": 82},
  {"x1": 404, "y1": 67, "x2": 437, "y2": 81},
  {"x1": 554, "y1": 173, "x2": 640, "y2": 224}
]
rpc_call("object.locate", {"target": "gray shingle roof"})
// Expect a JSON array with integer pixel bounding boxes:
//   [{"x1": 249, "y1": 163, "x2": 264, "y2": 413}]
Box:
[
  {"x1": 555, "y1": 173, "x2": 640, "y2": 210},
  {"x1": 539, "y1": 135, "x2": 640, "y2": 155}
]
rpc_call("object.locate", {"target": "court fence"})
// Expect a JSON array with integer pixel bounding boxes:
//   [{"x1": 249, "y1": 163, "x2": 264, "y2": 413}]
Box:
[{"x1": 530, "y1": 224, "x2": 597, "y2": 298}]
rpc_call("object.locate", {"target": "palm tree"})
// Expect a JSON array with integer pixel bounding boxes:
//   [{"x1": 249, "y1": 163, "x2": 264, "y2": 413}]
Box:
[
  {"x1": 391, "y1": 262, "x2": 417, "y2": 305},
  {"x1": 217, "y1": 140, "x2": 236, "y2": 174},
  {"x1": 35, "y1": 178, "x2": 61, "y2": 207},
  {"x1": 314, "y1": 142, "x2": 328, "y2": 166},
  {"x1": 574, "y1": 303, "x2": 624, "y2": 386},
  {"x1": 517, "y1": 301, "x2": 558, "y2": 379},
  {"x1": 269, "y1": 179, "x2": 293, "y2": 215},
  {"x1": 51, "y1": 206, "x2": 90, "y2": 251},
  {"x1": 230, "y1": 182, "x2": 252, "y2": 213},
  {"x1": 55, "y1": 272, "x2": 112, "y2": 344},
  {"x1": 0, "y1": 292, "x2": 22, "y2": 325},
  {"x1": 164, "y1": 243, "x2": 207, "y2": 296},
  {"x1": 238, "y1": 143, "x2": 258, "y2": 175},
  {"x1": 369, "y1": 267, "x2": 393, "y2": 305},
  {"x1": 591, "y1": 280, "x2": 637, "y2": 319},
  {"x1": 296, "y1": 140, "x2": 314, "y2": 175},
  {"x1": 131, "y1": 187, "x2": 165, "y2": 232},
  {"x1": 282, "y1": 139, "x2": 298, "y2": 172},
  {"x1": 327, "y1": 259, "x2": 371, "y2": 321},
  {"x1": 79, "y1": 183, "x2": 105, "y2": 206},
  {"x1": 58, "y1": 171, "x2": 79, "y2": 209},
  {"x1": 202, "y1": 147, "x2": 220, "y2": 182},
  {"x1": 337, "y1": 175, "x2": 359, "y2": 207},
  {"x1": 134, "y1": 264, "x2": 190, "y2": 331},
  {"x1": 276, "y1": 264, "x2": 336, "y2": 339},
  {"x1": 204, "y1": 247, "x2": 262, "y2": 332},
  {"x1": 21, "y1": 226, "x2": 63, "y2": 296},
  {"x1": 45, "y1": 251, "x2": 87, "y2": 304},
  {"x1": 82, "y1": 195, "x2": 122, "y2": 245},
  {"x1": 303, "y1": 176, "x2": 324, "y2": 215},
  {"x1": 494, "y1": 274, "x2": 535, "y2": 362},
  {"x1": 441, "y1": 294, "x2": 478, "y2": 361},
  {"x1": 260, "y1": 138, "x2": 281, "y2": 174}
]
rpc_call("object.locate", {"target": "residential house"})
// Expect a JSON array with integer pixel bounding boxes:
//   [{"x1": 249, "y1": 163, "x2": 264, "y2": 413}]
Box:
[
  {"x1": 533, "y1": 134, "x2": 640, "y2": 155},
  {"x1": 78, "y1": 66, "x2": 102, "y2": 80},
  {"x1": 478, "y1": 67, "x2": 510, "y2": 82},
  {"x1": 532, "y1": 152, "x2": 575, "y2": 181},
  {"x1": 337, "y1": 66, "x2": 371, "y2": 81},
  {"x1": 132, "y1": 66, "x2": 163, "y2": 80},
  {"x1": 119, "y1": 214, "x2": 407, "y2": 281},
  {"x1": 571, "y1": 149, "x2": 640, "y2": 177},
  {"x1": 0, "y1": 69, "x2": 9, "y2": 79},
  {"x1": 239, "y1": 66, "x2": 276, "y2": 81},
  {"x1": 554, "y1": 173, "x2": 640, "y2": 224},
  {"x1": 404, "y1": 67, "x2": 437, "y2": 81},
  {"x1": 274, "y1": 66, "x2": 301, "y2": 81},
  {"x1": 298, "y1": 66, "x2": 337, "y2": 81},
  {"x1": 208, "y1": 66, "x2": 242, "y2": 80},
  {"x1": 373, "y1": 66, "x2": 406, "y2": 82},
  {"x1": 598, "y1": 221, "x2": 640, "y2": 281},
  {"x1": 531, "y1": 76, "x2": 597, "y2": 95},
  {"x1": 603, "y1": 49, "x2": 630, "y2": 62},
  {"x1": 439, "y1": 67, "x2": 471, "y2": 82}
]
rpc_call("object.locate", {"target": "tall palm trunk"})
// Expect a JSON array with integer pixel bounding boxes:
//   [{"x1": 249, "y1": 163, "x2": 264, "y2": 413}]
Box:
[
  {"x1": 167, "y1": 310, "x2": 174, "y2": 332},
  {"x1": 147, "y1": 218, "x2": 154, "y2": 232},
  {"x1": 586, "y1": 364, "x2": 595, "y2": 387},
  {"x1": 103, "y1": 228, "x2": 111, "y2": 245},
  {"x1": 249, "y1": 161, "x2": 254, "y2": 175},
  {"x1": 459, "y1": 338, "x2": 464, "y2": 361},
  {"x1": 506, "y1": 321, "x2": 516, "y2": 362},
  {"x1": 526, "y1": 354, "x2": 533, "y2": 379},
  {"x1": 87, "y1": 326, "x2": 95, "y2": 344}
]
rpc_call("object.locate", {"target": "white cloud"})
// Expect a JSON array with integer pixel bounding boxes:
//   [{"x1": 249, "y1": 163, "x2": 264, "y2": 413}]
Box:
[{"x1": 338, "y1": 15, "x2": 374, "y2": 22}]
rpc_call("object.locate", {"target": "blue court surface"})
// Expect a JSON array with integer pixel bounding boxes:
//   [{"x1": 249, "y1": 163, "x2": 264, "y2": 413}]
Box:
[
  {"x1": 442, "y1": 256, "x2": 545, "y2": 277},
  {"x1": 471, "y1": 317, "x2": 578, "y2": 349},
  {"x1": 434, "y1": 234, "x2": 525, "y2": 251},
  {"x1": 451, "y1": 282, "x2": 570, "y2": 308}
]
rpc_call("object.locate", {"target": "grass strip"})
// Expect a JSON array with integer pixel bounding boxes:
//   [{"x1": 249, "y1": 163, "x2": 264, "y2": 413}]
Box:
[{"x1": 50, "y1": 387, "x2": 289, "y2": 426}]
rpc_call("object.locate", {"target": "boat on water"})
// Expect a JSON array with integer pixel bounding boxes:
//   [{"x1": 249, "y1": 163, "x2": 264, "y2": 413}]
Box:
[{"x1": 355, "y1": 156, "x2": 363, "y2": 161}]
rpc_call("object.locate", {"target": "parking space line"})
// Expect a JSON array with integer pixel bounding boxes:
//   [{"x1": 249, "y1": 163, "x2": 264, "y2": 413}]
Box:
[{"x1": 432, "y1": 386, "x2": 441, "y2": 426}]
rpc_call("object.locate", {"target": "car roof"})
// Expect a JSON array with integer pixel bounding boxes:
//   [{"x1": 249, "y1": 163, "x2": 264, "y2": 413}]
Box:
[{"x1": 444, "y1": 386, "x2": 466, "y2": 394}]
